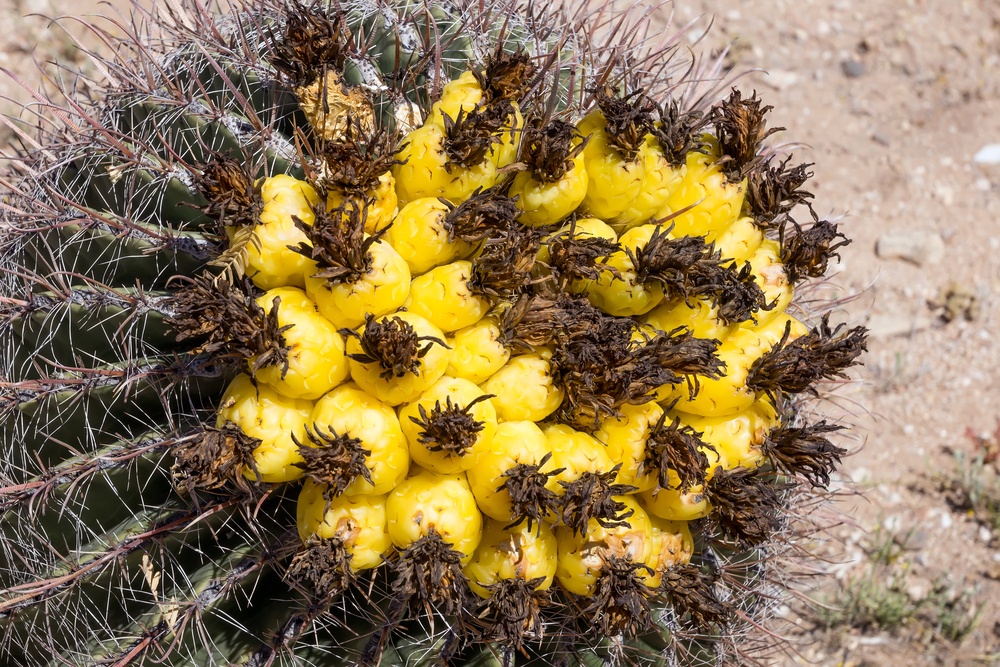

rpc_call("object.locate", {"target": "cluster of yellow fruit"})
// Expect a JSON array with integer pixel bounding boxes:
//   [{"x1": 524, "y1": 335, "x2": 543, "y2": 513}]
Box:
[{"x1": 216, "y1": 61, "x2": 817, "y2": 613}]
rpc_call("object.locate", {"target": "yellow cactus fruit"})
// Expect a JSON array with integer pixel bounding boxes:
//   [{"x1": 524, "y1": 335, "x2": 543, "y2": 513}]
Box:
[
  {"x1": 398, "y1": 376, "x2": 498, "y2": 474},
  {"x1": 384, "y1": 197, "x2": 473, "y2": 275},
  {"x1": 745, "y1": 238, "x2": 793, "y2": 327},
  {"x1": 326, "y1": 171, "x2": 399, "y2": 236},
  {"x1": 251, "y1": 287, "x2": 349, "y2": 400},
  {"x1": 594, "y1": 401, "x2": 663, "y2": 494},
  {"x1": 661, "y1": 136, "x2": 745, "y2": 240},
  {"x1": 235, "y1": 174, "x2": 322, "y2": 290},
  {"x1": 612, "y1": 134, "x2": 682, "y2": 232},
  {"x1": 487, "y1": 102, "x2": 523, "y2": 170},
  {"x1": 543, "y1": 424, "x2": 615, "y2": 490},
  {"x1": 386, "y1": 469, "x2": 483, "y2": 563},
  {"x1": 714, "y1": 215, "x2": 765, "y2": 263},
  {"x1": 672, "y1": 398, "x2": 780, "y2": 471},
  {"x1": 296, "y1": 481, "x2": 392, "y2": 572},
  {"x1": 217, "y1": 373, "x2": 313, "y2": 483},
  {"x1": 305, "y1": 227, "x2": 410, "y2": 329},
  {"x1": 428, "y1": 70, "x2": 484, "y2": 127},
  {"x1": 586, "y1": 224, "x2": 667, "y2": 317},
  {"x1": 642, "y1": 296, "x2": 740, "y2": 343},
  {"x1": 640, "y1": 483, "x2": 711, "y2": 523},
  {"x1": 404, "y1": 260, "x2": 492, "y2": 333},
  {"x1": 445, "y1": 317, "x2": 511, "y2": 384},
  {"x1": 642, "y1": 517, "x2": 695, "y2": 589},
  {"x1": 466, "y1": 420, "x2": 556, "y2": 525},
  {"x1": 464, "y1": 519, "x2": 558, "y2": 599},
  {"x1": 555, "y1": 496, "x2": 654, "y2": 596},
  {"x1": 309, "y1": 383, "x2": 409, "y2": 496},
  {"x1": 578, "y1": 107, "x2": 647, "y2": 220},
  {"x1": 393, "y1": 122, "x2": 486, "y2": 203},
  {"x1": 663, "y1": 313, "x2": 809, "y2": 417},
  {"x1": 482, "y1": 353, "x2": 564, "y2": 423},
  {"x1": 509, "y1": 120, "x2": 589, "y2": 228},
  {"x1": 540, "y1": 217, "x2": 618, "y2": 288},
  {"x1": 344, "y1": 311, "x2": 451, "y2": 407}
]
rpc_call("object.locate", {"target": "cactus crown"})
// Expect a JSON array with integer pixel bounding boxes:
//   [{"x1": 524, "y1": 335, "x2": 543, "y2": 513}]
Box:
[{"x1": 0, "y1": 0, "x2": 868, "y2": 665}]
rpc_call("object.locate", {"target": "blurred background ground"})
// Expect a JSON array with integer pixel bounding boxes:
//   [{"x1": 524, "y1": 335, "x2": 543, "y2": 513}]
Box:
[{"x1": 2, "y1": 0, "x2": 999, "y2": 664}]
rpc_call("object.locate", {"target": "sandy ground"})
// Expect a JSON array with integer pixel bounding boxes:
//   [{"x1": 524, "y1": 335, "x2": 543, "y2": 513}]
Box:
[{"x1": 2, "y1": 0, "x2": 999, "y2": 665}]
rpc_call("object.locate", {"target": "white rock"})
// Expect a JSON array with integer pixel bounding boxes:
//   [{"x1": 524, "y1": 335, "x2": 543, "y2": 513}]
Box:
[
  {"x1": 866, "y1": 312, "x2": 933, "y2": 338},
  {"x1": 759, "y1": 69, "x2": 799, "y2": 91},
  {"x1": 906, "y1": 578, "x2": 931, "y2": 603},
  {"x1": 875, "y1": 230, "x2": 945, "y2": 266},
  {"x1": 973, "y1": 144, "x2": 1000, "y2": 164}
]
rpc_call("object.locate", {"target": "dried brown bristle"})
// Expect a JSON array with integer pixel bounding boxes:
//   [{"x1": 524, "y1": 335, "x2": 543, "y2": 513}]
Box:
[
  {"x1": 341, "y1": 313, "x2": 448, "y2": 379},
  {"x1": 712, "y1": 89, "x2": 783, "y2": 183},
  {"x1": 545, "y1": 223, "x2": 621, "y2": 289},
  {"x1": 315, "y1": 121, "x2": 401, "y2": 195},
  {"x1": 293, "y1": 425, "x2": 374, "y2": 498},
  {"x1": 631, "y1": 228, "x2": 770, "y2": 324},
  {"x1": 643, "y1": 414, "x2": 712, "y2": 493},
  {"x1": 520, "y1": 118, "x2": 586, "y2": 182},
  {"x1": 580, "y1": 555, "x2": 654, "y2": 638},
  {"x1": 498, "y1": 452, "x2": 564, "y2": 532},
  {"x1": 476, "y1": 577, "x2": 549, "y2": 657},
  {"x1": 387, "y1": 529, "x2": 472, "y2": 626},
  {"x1": 779, "y1": 217, "x2": 850, "y2": 284},
  {"x1": 632, "y1": 229, "x2": 708, "y2": 284},
  {"x1": 706, "y1": 467, "x2": 785, "y2": 546},
  {"x1": 744, "y1": 156, "x2": 814, "y2": 229},
  {"x1": 286, "y1": 536, "x2": 354, "y2": 603},
  {"x1": 443, "y1": 187, "x2": 521, "y2": 244},
  {"x1": 631, "y1": 328, "x2": 725, "y2": 396},
  {"x1": 291, "y1": 201, "x2": 379, "y2": 285},
  {"x1": 473, "y1": 48, "x2": 537, "y2": 103},
  {"x1": 556, "y1": 467, "x2": 636, "y2": 536},
  {"x1": 714, "y1": 261, "x2": 772, "y2": 324},
  {"x1": 250, "y1": 295, "x2": 295, "y2": 377},
  {"x1": 442, "y1": 101, "x2": 515, "y2": 168},
  {"x1": 469, "y1": 226, "x2": 541, "y2": 300},
  {"x1": 763, "y1": 420, "x2": 846, "y2": 488},
  {"x1": 270, "y1": 2, "x2": 351, "y2": 83},
  {"x1": 659, "y1": 563, "x2": 731, "y2": 631},
  {"x1": 547, "y1": 301, "x2": 642, "y2": 429},
  {"x1": 652, "y1": 100, "x2": 709, "y2": 167},
  {"x1": 167, "y1": 273, "x2": 291, "y2": 371},
  {"x1": 497, "y1": 294, "x2": 571, "y2": 352},
  {"x1": 410, "y1": 395, "x2": 492, "y2": 457},
  {"x1": 171, "y1": 421, "x2": 261, "y2": 496},
  {"x1": 550, "y1": 311, "x2": 723, "y2": 431},
  {"x1": 593, "y1": 87, "x2": 653, "y2": 160},
  {"x1": 193, "y1": 155, "x2": 261, "y2": 228},
  {"x1": 747, "y1": 315, "x2": 868, "y2": 398}
]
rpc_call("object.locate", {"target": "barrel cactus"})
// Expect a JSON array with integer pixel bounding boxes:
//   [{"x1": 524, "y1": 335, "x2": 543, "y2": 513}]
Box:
[{"x1": 0, "y1": 0, "x2": 866, "y2": 665}]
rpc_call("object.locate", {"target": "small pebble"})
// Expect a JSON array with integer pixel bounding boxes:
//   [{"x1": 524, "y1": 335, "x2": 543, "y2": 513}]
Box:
[
  {"x1": 872, "y1": 131, "x2": 891, "y2": 146},
  {"x1": 841, "y1": 59, "x2": 866, "y2": 77}
]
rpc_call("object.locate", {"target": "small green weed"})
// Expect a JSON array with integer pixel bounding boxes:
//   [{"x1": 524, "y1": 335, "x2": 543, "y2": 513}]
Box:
[
  {"x1": 940, "y1": 424, "x2": 1000, "y2": 533},
  {"x1": 816, "y1": 527, "x2": 980, "y2": 643},
  {"x1": 816, "y1": 527, "x2": 916, "y2": 632}
]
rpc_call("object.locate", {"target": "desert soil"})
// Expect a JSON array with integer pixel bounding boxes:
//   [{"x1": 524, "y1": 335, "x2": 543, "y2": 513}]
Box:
[{"x1": 2, "y1": 0, "x2": 999, "y2": 665}]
